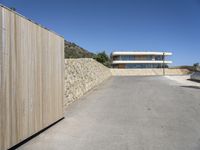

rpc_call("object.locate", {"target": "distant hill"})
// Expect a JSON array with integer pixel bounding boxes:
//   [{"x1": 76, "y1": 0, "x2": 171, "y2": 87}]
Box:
[{"x1": 64, "y1": 40, "x2": 95, "y2": 58}]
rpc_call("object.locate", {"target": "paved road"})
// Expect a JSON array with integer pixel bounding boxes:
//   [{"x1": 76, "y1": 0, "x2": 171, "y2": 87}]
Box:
[{"x1": 18, "y1": 76, "x2": 200, "y2": 150}]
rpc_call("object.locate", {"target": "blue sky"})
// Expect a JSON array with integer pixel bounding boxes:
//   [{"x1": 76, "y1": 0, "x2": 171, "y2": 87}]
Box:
[{"x1": 0, "y1": 0, "x2": 200, "y2": 66}]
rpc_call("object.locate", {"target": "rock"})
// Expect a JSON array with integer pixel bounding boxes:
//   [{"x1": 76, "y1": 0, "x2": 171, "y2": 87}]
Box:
[{"x1": 191, "y1": 72, "x2": 200, "y2": 81}]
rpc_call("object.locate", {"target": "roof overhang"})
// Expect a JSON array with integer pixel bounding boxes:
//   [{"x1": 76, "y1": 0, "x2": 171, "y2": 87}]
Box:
[
  {"x1": 111, "y1": 52, "x2": 172, "y2": 56},
  {"x1": 112, "y1": 60, "x2": 173, "y2": 64}
]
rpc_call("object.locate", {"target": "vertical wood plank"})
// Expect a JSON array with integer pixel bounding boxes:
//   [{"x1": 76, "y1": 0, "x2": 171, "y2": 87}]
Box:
[{"x1": 0, "y1": 6, "x2": 64, "y2": 150}]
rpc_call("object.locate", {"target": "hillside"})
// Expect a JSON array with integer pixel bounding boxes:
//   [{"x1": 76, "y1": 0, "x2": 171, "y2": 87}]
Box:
[{"x1": 64, "y1": 40, "x2": 95, "y2": 58}]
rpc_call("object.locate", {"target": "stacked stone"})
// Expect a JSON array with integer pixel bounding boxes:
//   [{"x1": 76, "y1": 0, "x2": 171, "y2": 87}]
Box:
[{"x1": 64, "y1": 58, "x2": 111, "y2": 108}]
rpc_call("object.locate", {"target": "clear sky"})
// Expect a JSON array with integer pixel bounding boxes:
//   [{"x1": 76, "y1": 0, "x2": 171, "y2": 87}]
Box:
[{"x1": 0, "y1": 0, "x2": 199, "y2": 66}]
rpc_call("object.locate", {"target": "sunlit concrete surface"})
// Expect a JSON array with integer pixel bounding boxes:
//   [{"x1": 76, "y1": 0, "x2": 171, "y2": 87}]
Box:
[
  {"x1": 17, "y1": 76, "x2": 200, "y2": 150},
  {"x1": 165, "y1": 75, "x2": 200, "y2": 87}
]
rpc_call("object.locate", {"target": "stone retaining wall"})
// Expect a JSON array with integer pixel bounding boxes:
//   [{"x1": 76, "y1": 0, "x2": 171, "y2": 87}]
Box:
[
  {"x1": 65, "y1": 58, "x2": 111, "y2": 107},
  {"x1": 111, "y1": 68, "x2": 190, "y2": 76},
  {"x1": 65, "y1": 59, "x2": 190, "y2": 108}
]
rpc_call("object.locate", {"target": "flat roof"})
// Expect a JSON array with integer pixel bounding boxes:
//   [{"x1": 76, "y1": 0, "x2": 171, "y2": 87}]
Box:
[
  {"x1": 112, "y1": 60, "x2": 173, "y2": 64},
  {"x1": 111, "y1": 51, "x2": 172, "y2": 56},
  {"x1": 0, "y1": 4, "x2": 64, "y2": 38}
]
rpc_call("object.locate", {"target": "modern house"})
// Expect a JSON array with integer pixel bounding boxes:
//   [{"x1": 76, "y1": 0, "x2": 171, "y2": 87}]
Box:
[{"x1": 111, "y1": 51, "x2": 172, "y2": 68}]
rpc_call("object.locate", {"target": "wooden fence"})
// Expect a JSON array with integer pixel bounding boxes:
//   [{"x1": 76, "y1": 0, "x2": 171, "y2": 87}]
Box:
[{"x1": 0, "y1": 5, "x2": 64, "y2": 150}]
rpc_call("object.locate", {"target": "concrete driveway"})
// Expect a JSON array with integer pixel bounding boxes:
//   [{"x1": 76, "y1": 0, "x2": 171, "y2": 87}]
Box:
[{"x1": 18, "y1": 76, "x2": 200, "y2": 150}]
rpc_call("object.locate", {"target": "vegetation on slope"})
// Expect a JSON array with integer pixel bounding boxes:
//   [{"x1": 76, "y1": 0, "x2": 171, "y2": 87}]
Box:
[
  {"x1": 64, "y1": 40, "x2": 95, "y2": 58},
  {"x1": 93, "y1": 51, "x2": 111, "y2": 68},
  {"x1": 64, "y1": 40, "x2": 111, "y2": 67}
]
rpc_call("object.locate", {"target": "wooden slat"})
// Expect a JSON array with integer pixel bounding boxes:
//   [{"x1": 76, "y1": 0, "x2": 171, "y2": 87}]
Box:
[{"x1": 0, "y1": 6, "x2": 64, "y2": 150}]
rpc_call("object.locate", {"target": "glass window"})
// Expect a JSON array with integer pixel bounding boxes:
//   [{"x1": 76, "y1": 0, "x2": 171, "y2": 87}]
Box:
[
  {"x1": 155, "y1": 56, "x2": 162, "y2": 60},
  {"x1": 120, "y1": 55, "x2": 134, "y2": 60}
]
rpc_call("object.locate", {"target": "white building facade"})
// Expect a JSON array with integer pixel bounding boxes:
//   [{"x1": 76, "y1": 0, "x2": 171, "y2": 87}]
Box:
[{"x1": 111, "y1": 51, "x2": 172, "y2": 68}]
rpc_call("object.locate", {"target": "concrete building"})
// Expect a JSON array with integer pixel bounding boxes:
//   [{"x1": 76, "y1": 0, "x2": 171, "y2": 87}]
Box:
[{"x1": 111, "y1": 51, "x2": 172, "y2": 68}]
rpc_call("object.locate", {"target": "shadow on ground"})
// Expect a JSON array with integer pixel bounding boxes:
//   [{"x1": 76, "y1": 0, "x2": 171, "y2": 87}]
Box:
[
  {"x1": 181, "y1": 85, "x2": 200, "y2": 89},
  {"x1": 187, "y1": 79, "x2": 200, "y2": 83}
]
